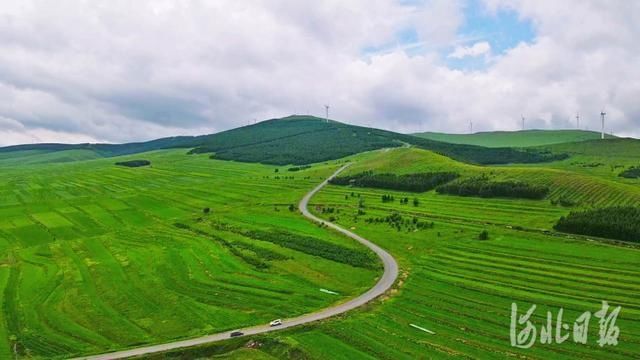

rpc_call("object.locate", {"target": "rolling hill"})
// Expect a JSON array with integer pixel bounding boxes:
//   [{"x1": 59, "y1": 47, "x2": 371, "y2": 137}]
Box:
[
  {"x1": 0, "y1": 116, "x2": 567, "y2": 166},
  {"x1": 1, "y1": 122, "x2": 639, "y2": 359},
  {"x1": 414, "y1": 129, "x2": 616, "y2": 148}
]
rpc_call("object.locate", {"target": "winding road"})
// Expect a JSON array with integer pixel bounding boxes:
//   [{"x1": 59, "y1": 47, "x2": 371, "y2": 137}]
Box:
[{"x1": 72, "y1": 164, "x2": 399, "y2": 360}]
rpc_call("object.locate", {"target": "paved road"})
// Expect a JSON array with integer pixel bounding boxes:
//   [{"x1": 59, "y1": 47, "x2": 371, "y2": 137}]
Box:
[{"x1": 72, "y1": 164, "x2": 399, "y2": 360}]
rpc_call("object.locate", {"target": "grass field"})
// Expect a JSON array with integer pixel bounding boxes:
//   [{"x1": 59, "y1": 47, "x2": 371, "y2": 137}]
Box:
[
  {"x1": 149, "y1": 146, "x2": 640, "y2": 360},
  {"x1": 0, "y1": 150, "x2": 379, "y2": 359},
  {"x1": 414, "y1": 129, "x2": 615, "y2": 148},
  {"x1": 1, "y1": 139, "x2": 639, "y2": 359}
]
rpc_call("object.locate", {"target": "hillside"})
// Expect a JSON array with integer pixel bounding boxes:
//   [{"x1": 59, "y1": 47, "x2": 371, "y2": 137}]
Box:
[
  {"x1": 0, "y1": 136, "x2": 203, "y2": 158},
  {"x1": 0, "y1": 116, "x2": 567, "y2": 166},
  {"x1": 541, "y1": 137, "x2": 640, "y2": 159},
  {"x1": 414, "y1": 129, "x2": 615, "y2": 147},
  {"x1": 341, "y1": 147, "x2": 640, "y2": 208},
  {"x1": 188, "y1": 116, "x2": 567, "y2": 165}
]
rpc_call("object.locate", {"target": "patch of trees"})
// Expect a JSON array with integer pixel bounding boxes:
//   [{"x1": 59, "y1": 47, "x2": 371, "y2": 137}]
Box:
[
  {"x1": 554, "y1": 207, "x2": 640, "y2": 242},
  {"x1": 321, "y1": 207, "x2": 337, "y2": 214},
  {"x1": 288, "y1": 165, "x2": 311, "y2": 172},
  {"x1": 365, "y1": 212, "x2": 434, "y2": 232},
  {"x1": 436, "y1": 176, "x2": 549, "y2": 199},
  {"x1": 330, "y1": 171, "x2": 459, "y2": 192},
  {"x1": 550, "y1": 197, "x2": 577, "y2": 207},
  {"x1": 115, "y1": 160, "x2": 151, "y2": 167},
  {"x1": 619, "y1": 166, "x2": 640, "y2": 179},
  {"x1": 243, "y1": 229, "x2": 378, "y2": 269}
]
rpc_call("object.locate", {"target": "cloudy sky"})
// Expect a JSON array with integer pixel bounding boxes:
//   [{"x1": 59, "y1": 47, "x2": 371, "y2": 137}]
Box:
[{"x1": 1, "y1": 0, "x2": 639, "y2": 145}]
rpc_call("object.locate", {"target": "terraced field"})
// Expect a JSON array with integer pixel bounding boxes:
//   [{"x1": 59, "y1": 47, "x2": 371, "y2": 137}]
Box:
[
  {"x1": 155, "y1": 146, "x2": 640, "y2": 359},
  {"x1": 2, "y1": 141, "x2": 639, "y2": 359},
  {"x1": 296, "y1": 182, "x2": 640, "y2": 359},
  {"x1": 339, "y1": 147, "x2": 640, "y2": 208},
  {"x1": 0, "y1": 150, "x2": 379, "y2": 359}
]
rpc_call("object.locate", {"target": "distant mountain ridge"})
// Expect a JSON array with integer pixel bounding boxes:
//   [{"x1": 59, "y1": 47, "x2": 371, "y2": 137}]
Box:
[
  {"x1": 414, "y1": 129, "x2": 617, "y2": 148},
  {"x1": 0, "y1": 115, "x2": 568, "y2": 165}
]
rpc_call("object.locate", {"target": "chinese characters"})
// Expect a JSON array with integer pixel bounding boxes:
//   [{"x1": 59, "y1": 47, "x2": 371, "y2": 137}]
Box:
[{"x1": 510, "y1": 301, "x2": 621, "y2": 348}]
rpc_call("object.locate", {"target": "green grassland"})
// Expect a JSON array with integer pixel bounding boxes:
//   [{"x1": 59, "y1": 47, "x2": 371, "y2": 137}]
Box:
[
  {"x1": 154, "y1": 145, "x2": 640, "y2": 360},
  {"x1": 1, "y1": 130, "x2": 640, "y2": 359},
  {"x1": 0, "y1": 150, "x2": 380, "y2": 359},
  {"x1": 414, "y1": 129, "x2": 615, "y2": 148},
  {"x1": 528, "y1": 138, "x2": 640, "y2": 181}
]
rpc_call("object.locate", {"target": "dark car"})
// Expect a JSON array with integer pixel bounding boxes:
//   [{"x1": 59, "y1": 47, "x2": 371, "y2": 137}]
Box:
[{"x1": 230, "y1": 331, "x2": 244, "y2": 337}]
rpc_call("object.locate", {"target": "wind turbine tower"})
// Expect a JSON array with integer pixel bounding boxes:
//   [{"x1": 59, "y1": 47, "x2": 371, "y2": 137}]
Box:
[
  {"x1": 324, "y1": 105, "x2": 330, "y2": 123},
  {"x1": 469, "y1": 120, "x2": 473, "y2": 134},
  {"x1": 576, "y1": 113, "x2": 580, "y2": 129},
  {"x1": 521, "y1": 115, "x2": 525, "y2": 130},
  {"x1": 600, "y1": 110, "x2": 606, "y2": 139}
]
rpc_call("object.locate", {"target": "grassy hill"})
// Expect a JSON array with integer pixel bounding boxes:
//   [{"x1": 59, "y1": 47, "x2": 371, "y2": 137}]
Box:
[
  {"x1": 0, "y1": 116, "x2": 567, "y2": 166},
  {"x1": 339, "y1": 147, "x2": 640, "y2": 208},
  {"x1": 541, "y1": 137, "x2": 640, "y2": 159},
  {"x1": 414, "y1": 129, "x2": 616, "y2": 148},
  {"x1": 188, "y1": 116, "x2": 567, "y2": 165}
]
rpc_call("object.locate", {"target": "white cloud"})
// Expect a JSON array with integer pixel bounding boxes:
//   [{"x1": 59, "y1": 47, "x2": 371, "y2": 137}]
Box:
[
  {"x1": 448, "y1": 41, "x2": 492, "y2": 59},
  {"x1": 0, "y1": 0, "x2": 638, "y2": 146}
]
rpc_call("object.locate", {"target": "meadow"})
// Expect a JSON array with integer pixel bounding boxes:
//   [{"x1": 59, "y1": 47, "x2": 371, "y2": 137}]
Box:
[
  {"x1": 1, "y1": 132, "x2": 640, "y2": 359},
  {"x1": 0, "y1": 150, "x2": 379, "y2": 359},
  {"x1": 153, "y1": 146, "x2": 640, "y2": 359}
]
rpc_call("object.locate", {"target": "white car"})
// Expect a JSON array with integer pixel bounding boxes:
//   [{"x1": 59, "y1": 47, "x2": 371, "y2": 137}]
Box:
[{"x1": 269, "y1": 319, "x2": 282, "y2": 327}]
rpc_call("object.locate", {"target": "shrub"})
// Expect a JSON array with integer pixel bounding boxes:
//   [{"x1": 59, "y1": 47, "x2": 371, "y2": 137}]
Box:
[{"x1": 478, "y1": 230, "x2": 489, "y2": 240}]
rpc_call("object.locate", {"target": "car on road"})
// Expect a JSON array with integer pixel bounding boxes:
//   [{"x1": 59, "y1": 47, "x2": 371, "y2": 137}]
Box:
[
  {"x1": 230, "y1": 330, "x2": 244, "y2": 337},
  {"x1": 269, "y1": 319, "x2": 282, "y2": 327}
]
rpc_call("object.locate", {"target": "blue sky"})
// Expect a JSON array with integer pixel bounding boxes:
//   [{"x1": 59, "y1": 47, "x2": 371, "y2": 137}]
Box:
[{"x1": 369, "y1": 0, "x2": 537, "y2": 70}]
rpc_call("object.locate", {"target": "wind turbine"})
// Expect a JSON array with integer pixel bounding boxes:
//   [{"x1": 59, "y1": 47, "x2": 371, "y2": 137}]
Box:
[
  {"x1": 576, "y1": 112, "x2": 580, "y2": 129},
  {"x1": 469, "y1": 120, "x2": 473, "y2": 134},
  {"x1": 521, "y1": 115, "x2": 525, "y2": 130},
  {"x1": 324, "y1": 105, "x2": 330, "y2": 123},
  {"x1": 600, "y1": 110, "x2": 606, "y2": 139}
]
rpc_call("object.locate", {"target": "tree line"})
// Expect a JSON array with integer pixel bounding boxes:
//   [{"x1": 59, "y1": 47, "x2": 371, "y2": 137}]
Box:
[
  {"x1": 330, "y1": 171, "x2": 459, "y2": 192},
  {"x1": 436, "y1": 176, "x2": 549, "y2": 199},
  {"x1": 554, "y1": 206, "x2": 640, "y2": 242}
]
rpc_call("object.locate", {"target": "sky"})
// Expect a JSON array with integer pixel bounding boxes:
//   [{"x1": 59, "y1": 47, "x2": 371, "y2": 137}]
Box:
[{"x1": 0, "y1": 0, "x2": 639, "y2": 145}]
